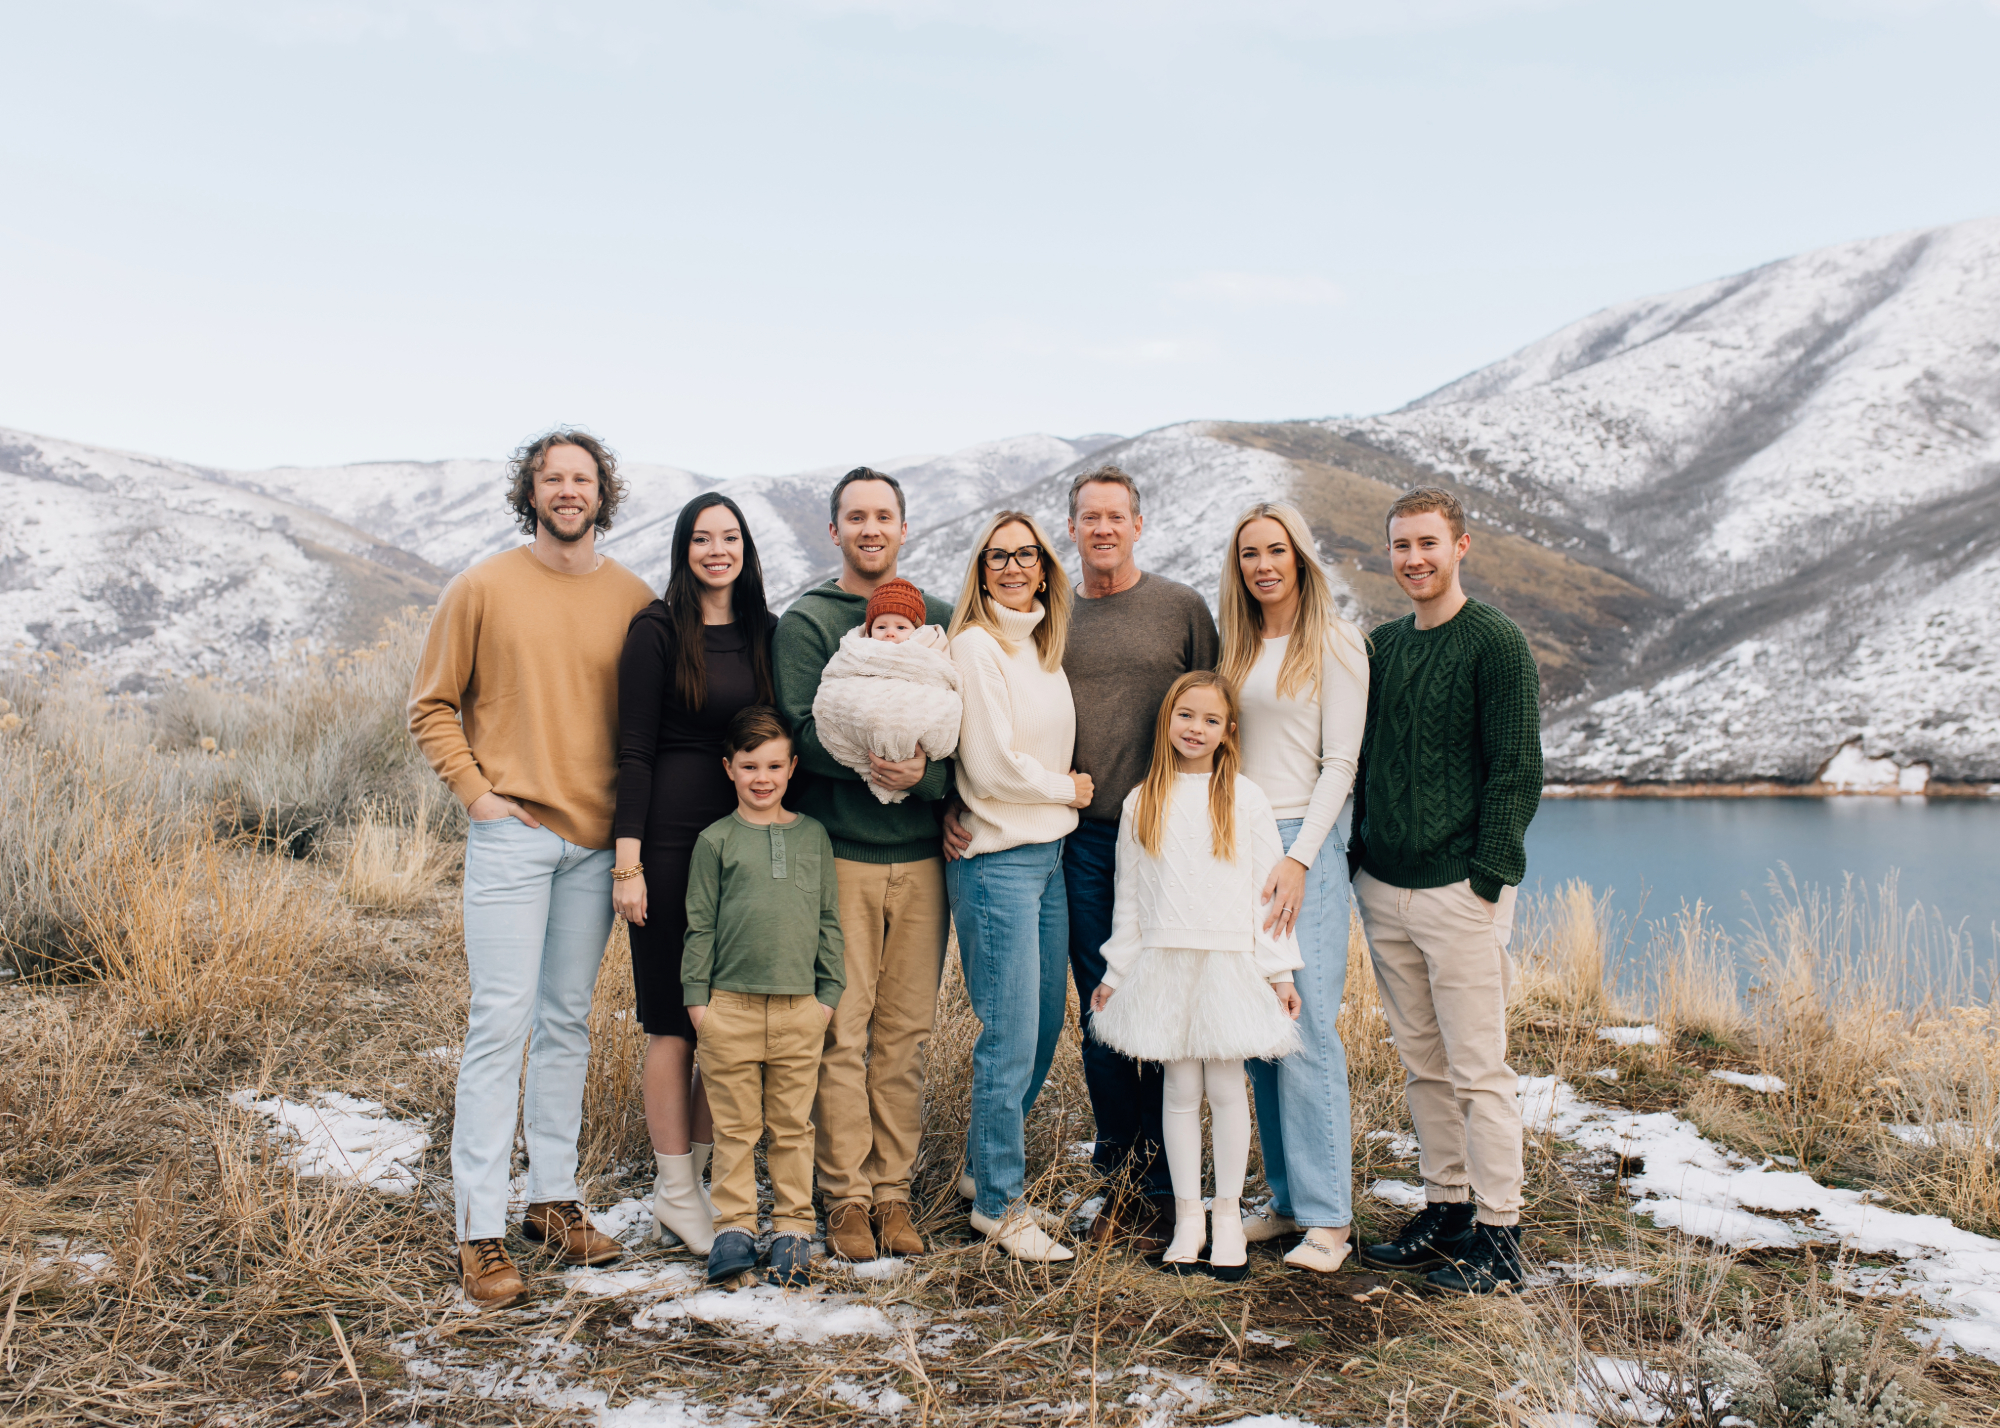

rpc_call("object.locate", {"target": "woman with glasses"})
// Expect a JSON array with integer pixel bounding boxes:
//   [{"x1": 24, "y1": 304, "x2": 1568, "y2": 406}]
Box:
[{"x1": 944, "y1": 509, "x2": 1093, "y2": 1261}]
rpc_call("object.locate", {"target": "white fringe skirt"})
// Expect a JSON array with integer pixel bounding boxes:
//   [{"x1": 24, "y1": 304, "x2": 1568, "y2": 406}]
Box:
[{"x1": 1091, "y1": 947, "x2": 1302, "y2": 1064}]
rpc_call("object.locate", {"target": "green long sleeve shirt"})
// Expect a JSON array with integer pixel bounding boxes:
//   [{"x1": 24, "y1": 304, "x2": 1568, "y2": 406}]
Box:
[
  {"x1": 772, "y1": 579, "x2": 956, "y2": 863},
  {"x1": 682, "y1": 810, "x2": 847, "y2": 1008},
  {"x1": 1352, "y1": 598, "x2": 1544, "y2": 904}
]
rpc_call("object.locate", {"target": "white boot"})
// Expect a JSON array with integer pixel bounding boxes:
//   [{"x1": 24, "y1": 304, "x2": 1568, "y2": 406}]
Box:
[
  {"x1": 690, "y1": 1142, "x2": 716, "y2": 1220},
  {"x1": 651, "y1": 1151, "x2": 715, "y2": 1255},
  {"x1": 1160, "y1": 1198, "x2": 1207, "y2": 1265},
  {"x1": 1208, "y1": 1197, "x2": 1247, "y2": 1269}
]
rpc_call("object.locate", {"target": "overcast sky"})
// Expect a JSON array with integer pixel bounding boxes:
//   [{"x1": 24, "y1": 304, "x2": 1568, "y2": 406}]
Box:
[{"x1": 3, "y1": 0, "x2": 1997, "y2": 475}]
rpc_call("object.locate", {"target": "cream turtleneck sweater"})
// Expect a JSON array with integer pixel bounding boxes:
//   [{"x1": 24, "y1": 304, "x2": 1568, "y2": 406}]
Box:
[{"x1": 949, "y1": 603, "x2": 1080, "y2": 857}]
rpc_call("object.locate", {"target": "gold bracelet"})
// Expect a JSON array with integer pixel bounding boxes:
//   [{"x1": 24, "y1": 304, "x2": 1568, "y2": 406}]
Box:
[{"x1": 610, "y1": 864, "x2": 644, "y2": 881}]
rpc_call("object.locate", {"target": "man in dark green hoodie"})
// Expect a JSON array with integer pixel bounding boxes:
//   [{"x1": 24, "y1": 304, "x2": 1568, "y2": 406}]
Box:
[{"x1": 773, "y1": 467, "x2": 956, "y2": 1263}]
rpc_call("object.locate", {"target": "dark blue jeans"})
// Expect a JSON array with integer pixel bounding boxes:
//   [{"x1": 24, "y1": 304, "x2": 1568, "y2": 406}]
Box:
[{"x1": 1064, "y1": 818, "x2": 1171, "y2": 1201}]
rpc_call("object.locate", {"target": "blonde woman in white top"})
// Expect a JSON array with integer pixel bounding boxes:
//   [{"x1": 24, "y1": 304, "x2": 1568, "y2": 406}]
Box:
[
  {"x1": 1218, "y1": 500, "x2": 1369, "y2": 1273},
  {"x1": 945, "y1": 509, "x2": 1094, "y2": 1263}
]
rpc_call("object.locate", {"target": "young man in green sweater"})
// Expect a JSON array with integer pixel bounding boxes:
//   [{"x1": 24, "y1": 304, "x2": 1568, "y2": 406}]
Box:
[
  {"x1": 685, "y1": 707, "x2": 846, "y2": 1287},
  {"x1": 773, "y1": 468, "x2": 955, "y2": 1262},
  {"x1": 1349, "y1": 486, "x2": 1543, "y2": 1295}
]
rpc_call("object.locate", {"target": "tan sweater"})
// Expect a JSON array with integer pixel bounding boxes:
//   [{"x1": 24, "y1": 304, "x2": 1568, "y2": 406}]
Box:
[
  {"x1": 949, "y1": 603, "x2": 1079, "y2": 857},
  {"x1": 409, "y1": 546, "x2": 654, "y2": 850}
]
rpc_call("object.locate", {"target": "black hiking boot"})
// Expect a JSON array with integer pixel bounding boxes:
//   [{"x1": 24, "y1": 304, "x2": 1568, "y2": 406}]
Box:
[
  {"x1": 1355, "y1": 1201, "x2": 1476, "y2": 1272},
  {"x1": 1425, "y1": 1223, "x2": 1524, "y2": 1295}
]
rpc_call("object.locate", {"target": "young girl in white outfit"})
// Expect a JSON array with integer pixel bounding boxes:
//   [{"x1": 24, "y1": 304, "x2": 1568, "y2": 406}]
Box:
[{"x1": 1090, "y1": 671, "x2": 1303, "y2": 1280}]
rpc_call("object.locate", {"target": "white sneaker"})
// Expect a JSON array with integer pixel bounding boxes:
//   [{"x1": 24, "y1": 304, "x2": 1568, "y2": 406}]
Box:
[
  {"x1": 970, "y1": 1208, "x2": 1075, "y2": 1262},
  {"x1": 1283, "y1": 1226, "x2": 1352, "y2": 1273},
  {"x1": 1240, "y1": 1203, "x2": 1299, "y2": 1243}
]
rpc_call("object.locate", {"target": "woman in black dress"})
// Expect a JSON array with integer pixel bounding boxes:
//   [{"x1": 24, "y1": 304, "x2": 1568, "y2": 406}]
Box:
[{"x1": 612, "y1": 493, "x2": 777, "y2": 1254}]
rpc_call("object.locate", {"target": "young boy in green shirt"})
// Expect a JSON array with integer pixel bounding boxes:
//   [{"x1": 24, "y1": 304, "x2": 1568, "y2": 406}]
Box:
[{"x1": 685, "y1": 706, "x2": 846, "y2": 1287}]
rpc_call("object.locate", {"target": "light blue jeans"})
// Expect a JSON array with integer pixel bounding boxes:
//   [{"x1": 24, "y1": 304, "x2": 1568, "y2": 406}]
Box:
[
  {"x1": 454, "y1": 816, "x2": 615, "y2": 1242},
  {"x1": 946, "y1": 839, "x2": 1069, "y2": 1222},
  {"x1": 1247, "y1": 816, "x2": 1354, "y2": 1228}
]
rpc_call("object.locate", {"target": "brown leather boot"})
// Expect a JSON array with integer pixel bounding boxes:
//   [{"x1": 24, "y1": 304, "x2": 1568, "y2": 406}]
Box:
[
  {"x1": 871, "y1": 1201, "x2": 926, "y2": 1257},
  {"x1": 1086, "y1": 1191, "x2": 1172, "y2": 1254},
  {"x1": 824, "y1": 1201, "x2": 877, "y2": 1261},
  {"x1": 522, "y1": 1201, "x2": 623, "y2": 1266},
  {"x1": 458, "y1": 1238, "x2": 527, "y2": 1307}
]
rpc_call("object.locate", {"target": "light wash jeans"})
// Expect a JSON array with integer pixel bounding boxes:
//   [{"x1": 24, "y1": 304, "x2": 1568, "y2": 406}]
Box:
[
  {"x1": 1247, "y1": 815, "x2": 1354, "y2": 1228},
  {"x1": 946, "y1": 838, "x2": 1069, "y2": 1221},
  {"x1": 454, "y1": 816, "x2": 615, "y2": 1242}
]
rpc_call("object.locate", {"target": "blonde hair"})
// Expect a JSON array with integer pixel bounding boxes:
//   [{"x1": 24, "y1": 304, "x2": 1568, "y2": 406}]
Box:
[
  {"x1": 1218, "y1": 500, "x2": 1365, "y2": 700},
  {"x1": 1134, "y1": 671, "x2": 1241, "y2": 863},
  {"x1": 947, "y1": 509, "x2": 1072, "y2": 672}
]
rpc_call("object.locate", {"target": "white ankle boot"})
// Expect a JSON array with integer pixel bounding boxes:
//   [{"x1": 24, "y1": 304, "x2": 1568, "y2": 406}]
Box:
[
  {"x1": 651, "y1": 1150, "x2": 715, "y2": 1255},
  {"x1": 969, "y1": 1208, "x2": 1075, "y2": 1262},
  {"x1": 1208, "y1": 1196, "x2": 1247, "y2": 1268},
  {"x1": 690, "y1": 1142, "x2": 715, "y2": 1219},
  {"x1": 1240, "y1": 1202, "x2": 1299, "y2": 1243},
  {"x1": 1161, "y1": 1198, "x2": 1207, "y2": 1265}
]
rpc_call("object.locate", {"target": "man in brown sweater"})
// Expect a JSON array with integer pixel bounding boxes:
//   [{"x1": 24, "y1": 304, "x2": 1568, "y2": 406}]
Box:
[{"x1": 409, "y1": 429, "x2": 654, "y2": 1307}]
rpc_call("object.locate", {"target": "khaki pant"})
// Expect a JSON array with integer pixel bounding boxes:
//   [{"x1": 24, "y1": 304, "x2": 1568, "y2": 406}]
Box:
[
  {"x1": 814, "y1": 857, "x2": 948, "y2": 1208},
  {"x1": 1354, "y1": 871, "x2": 1523, "y2": 1226},
  {"x1": 696, "y1": 990, "x2": 825, "y2": 1237}
]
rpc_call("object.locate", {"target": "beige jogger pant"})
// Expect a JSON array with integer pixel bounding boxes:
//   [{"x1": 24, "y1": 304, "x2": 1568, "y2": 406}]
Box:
[
  {"x1": 814, "y1": 857, "x2": 948, "y2": 1209},
  {"x1": 696, "y1": 990, "x2": 825, "y2": 1237},
  {"x1": 1354, "y1": 870, "x2": 1522, "y2": 1226}
]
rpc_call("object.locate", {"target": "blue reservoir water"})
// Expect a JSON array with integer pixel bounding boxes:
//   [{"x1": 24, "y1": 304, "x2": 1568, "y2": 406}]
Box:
[{"x1": 1522, "y1": 797, "x2": 2000, "y2": 990}]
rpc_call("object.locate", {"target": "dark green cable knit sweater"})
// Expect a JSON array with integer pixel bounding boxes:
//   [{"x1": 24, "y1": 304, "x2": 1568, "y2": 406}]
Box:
[
  {"x1": 773, "y1": 579, "x2": 956, "y2": 864},
  {"x1": 1352, "y1": 598, "x2": 1544, "y2": 904}
]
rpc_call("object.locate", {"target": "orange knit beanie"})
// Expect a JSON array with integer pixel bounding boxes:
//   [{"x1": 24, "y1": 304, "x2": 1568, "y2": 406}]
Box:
[{"x1": 864, "y1": 578, "x2": 927, "y2": 631}]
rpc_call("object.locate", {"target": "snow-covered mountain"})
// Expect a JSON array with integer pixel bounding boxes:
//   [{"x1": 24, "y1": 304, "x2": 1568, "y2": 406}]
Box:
[
  {"x1": 0, "y1": 426, "x2": 1114, "y2": 685},
  {"x1": 1333, "y1": 216, "x2": 2000, "y2": 784},
  {"x1": 7, "y1": 216, "x2": 1996, "y2": 781}
]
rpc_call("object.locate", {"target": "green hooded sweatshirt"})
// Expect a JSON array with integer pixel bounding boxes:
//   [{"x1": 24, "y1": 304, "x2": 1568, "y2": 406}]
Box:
[{"x1": 772, "y1": 579, "x2": 956, "y2": 863}]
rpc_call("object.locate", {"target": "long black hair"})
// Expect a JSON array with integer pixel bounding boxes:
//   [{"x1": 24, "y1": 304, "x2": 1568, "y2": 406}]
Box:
[{"x1": 664, "y1": 492, "x2": 775, "y2": 710}]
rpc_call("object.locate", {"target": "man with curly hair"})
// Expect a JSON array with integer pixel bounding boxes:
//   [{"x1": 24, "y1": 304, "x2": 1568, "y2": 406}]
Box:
[{"x1": 410, "y1": 427, "x2": 654, "y2": 1306}]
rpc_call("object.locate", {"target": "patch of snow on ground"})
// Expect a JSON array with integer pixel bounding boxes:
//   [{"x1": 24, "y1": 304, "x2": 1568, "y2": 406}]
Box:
[
  {"x1": 1123, "y1": 1366, "x2": 1214, "y2": 1428},
  {"x1": 633, "y1": 1283, "x2": 901, "y2": 1342},
  {"x1": 1211, "y1": 1418, "x2": 1330, "y2": 1428},
  {"x1": 845, "y1": 1256, "x2": 909, "y2": 1281},
  {"x1": 1520, "y1": 1075, "x2": 2000, "y2": 1361},
  {"x1": 1596, "y1": 1026, "x2": 1662, "y2": 1046},
  {"x1": 34, "y1": 1249, "x2": 114, "y2": 1284},
  {"x1": 1365, "y1": 1130, "x2": 1420, "y2": 1157},
  {"x1": 823, "y1": 1376, "x2": 912, "y2": 1416},
  {"x1": 1590, "y1": 1067, "x2": 1620, "y2": 1083},
  {"x1": 1579, "y1": 1356, "x2": 1680, "y2": 1425},
  {"x1": 1532, "y1": 1261, "x2": 1659, "y2": 1290},
  {"x1": 595, "y1": 1195, "x2": 659, "y2": 1247},
  {"x1": 1887, "y1": 1122, "x2": 1998, "y2": 1151},
  {"x1": 1708, "y1": 1070, "x2": 1786, "y2": 1094},
  {"x1": 227, "y1": 1089, "x2": 430, "y2": 1193},
  {"x1": 1368, "y1": 1179, "x2": 1426, "y2": 1210},
  {"x1": 562, "y1": 1263, "x2": 705, "y2": 1299}
]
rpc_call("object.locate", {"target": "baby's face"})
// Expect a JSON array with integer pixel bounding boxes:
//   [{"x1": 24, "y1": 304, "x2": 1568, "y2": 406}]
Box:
[{"x1": 868, "y1": 614, "x2": 917, "y2": 643}]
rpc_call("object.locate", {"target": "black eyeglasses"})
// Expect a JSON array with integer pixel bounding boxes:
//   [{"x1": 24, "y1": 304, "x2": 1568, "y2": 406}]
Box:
[{"x1": 981, "y1": 546, "x2": 1043, "y2": 572}]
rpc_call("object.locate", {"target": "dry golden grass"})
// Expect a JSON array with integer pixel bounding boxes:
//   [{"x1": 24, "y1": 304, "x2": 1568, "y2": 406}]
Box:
[{"x1": 3, "y1": 637, "x2": 1999, "y2": 1424}]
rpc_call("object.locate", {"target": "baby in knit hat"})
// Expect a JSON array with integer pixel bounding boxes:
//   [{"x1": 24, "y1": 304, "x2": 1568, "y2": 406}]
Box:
[{"x1": 811, "y1": 578, "x2": 964, "y2": 804}]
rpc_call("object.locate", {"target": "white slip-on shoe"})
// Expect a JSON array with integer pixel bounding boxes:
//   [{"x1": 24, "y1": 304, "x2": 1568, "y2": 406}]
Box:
[
  {"x1": 969, "y1": 1208, "x2": 1075, "y2": 1263},
  {"x1": 1158, "y1": 1198, "x2": 1208, "y2": 1266},
  {"x1": 1240, "y1": 1202, "x2": 1299, "y2": 1243},
  {"x1": 958, "y1": 1170, "x2": 976, "y2": 1201},
  {"x1": 650, "y1": 1150, "x2": 716, "y2": 1255},
  {"x1": 1283, "y1": 1226, "x2": 1352, "y2": 1274}
]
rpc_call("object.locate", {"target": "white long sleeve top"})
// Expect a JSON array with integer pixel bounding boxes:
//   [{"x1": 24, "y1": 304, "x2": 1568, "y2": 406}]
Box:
[
  {"x1": 949, "y1": 603, "x2": 1080, "y2": 857},
  {"x1": 1235, "y1": 624, "x2": 1368, "y2": 870},
  {"x1": 1099, "y1": 772, "x2": 1303, "y2": 990}
]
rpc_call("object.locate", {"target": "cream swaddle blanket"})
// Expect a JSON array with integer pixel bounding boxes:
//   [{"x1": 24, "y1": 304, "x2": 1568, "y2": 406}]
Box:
[{"x1": 812, "y1": 624, "x2": 964, "y2": 804}]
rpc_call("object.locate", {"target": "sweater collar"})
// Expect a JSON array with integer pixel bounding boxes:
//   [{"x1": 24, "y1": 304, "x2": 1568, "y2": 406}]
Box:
[{"x1": 991, "y1": 601, "x2": 1046, "y2": 642}]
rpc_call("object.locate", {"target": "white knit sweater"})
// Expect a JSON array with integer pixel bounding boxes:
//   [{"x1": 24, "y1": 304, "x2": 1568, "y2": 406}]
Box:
[
  {"x1": 1235, "y1": 623, "x2": 1368, "y2": 869},
  {"x1": 949, "y1": 603, "x2": 1080, "y2": 857},
  {"x1": 1099, "y1": 773, "x2": 1302, "y2": 990}
]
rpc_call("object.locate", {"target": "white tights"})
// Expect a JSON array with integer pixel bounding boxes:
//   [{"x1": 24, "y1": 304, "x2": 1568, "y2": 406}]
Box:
[{"x1": 1161, "y1": 1058, "x2": 1249, "y2": 1201}]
